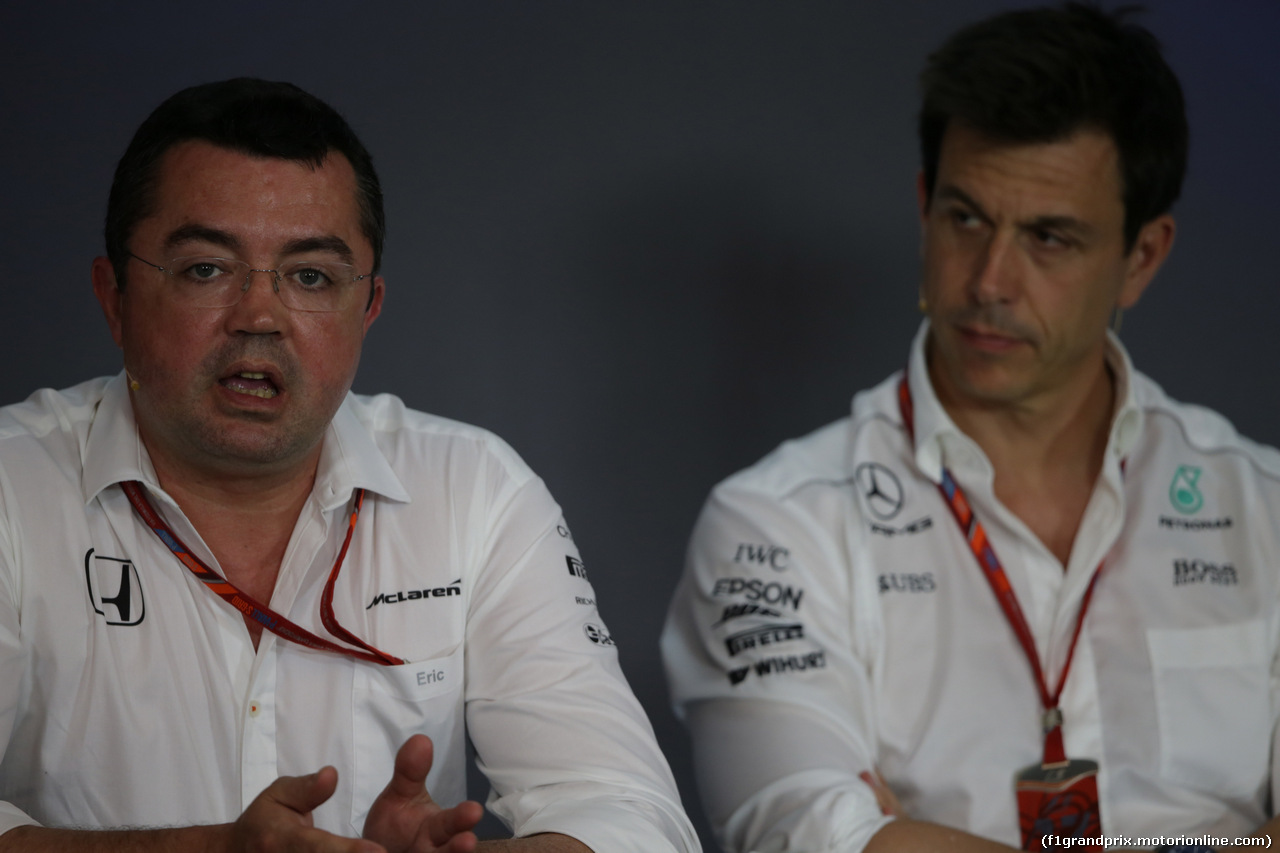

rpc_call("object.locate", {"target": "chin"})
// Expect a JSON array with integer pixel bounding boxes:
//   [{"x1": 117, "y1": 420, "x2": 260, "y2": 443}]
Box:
[
  {"x1": 950, "y1": 367, "x2": 1035, "y2": 407},
  {"x1": 191, "y1": 422, "x2": 324, "y2": 470}
]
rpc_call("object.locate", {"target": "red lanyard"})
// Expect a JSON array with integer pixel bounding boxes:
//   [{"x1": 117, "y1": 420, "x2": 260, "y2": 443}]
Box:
[
  {"x1": 122, "y1": 480, "x2": 405, "y2": 666},
  {"x1": 897, "y1": 378, "x2": 1102, "y2": 765}
]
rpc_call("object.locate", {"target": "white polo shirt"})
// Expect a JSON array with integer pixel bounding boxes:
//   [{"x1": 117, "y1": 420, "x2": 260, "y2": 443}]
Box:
[
  {"x1": 662, "y1": 324, "x2": 1280, "y2": 852},
  {"x1": 0, "y1": 373, "x2": 699, "y2": 853}
]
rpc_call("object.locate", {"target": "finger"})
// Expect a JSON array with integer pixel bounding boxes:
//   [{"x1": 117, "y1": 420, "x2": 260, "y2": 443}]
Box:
[
  {"x1": 416, "y1": 800, "x2": 484, "y2": 851},
  {"x1": 859, "y1": 770, "x2": 903, "y2": 817},
  {"x1": 270, "y1": 766, "x2": 341, "y2": 816},
  {"x1": 435, "y1": 829, "x2": 478, "y2": 853},
  {"x1": 385, "y1": 734, "x2": 435, "y2": 801}
]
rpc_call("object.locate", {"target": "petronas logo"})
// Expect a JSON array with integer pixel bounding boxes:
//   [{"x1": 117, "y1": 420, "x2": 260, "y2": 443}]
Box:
[{"x1": 1169, "y1": 466, "x2": 1203, "y2": 514}]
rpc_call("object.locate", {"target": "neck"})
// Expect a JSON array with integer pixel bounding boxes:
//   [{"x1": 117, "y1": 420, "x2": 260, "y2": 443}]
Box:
[
  {"x1": 139, "y1": 429, "x2": 321, "y2": 611},
  {"x1": 142, "y1": 437, "x2": 320, "y2": 526},
  {"x1": 926, "y1": 341, "x2": 1117, "y2": 567},
  {"x1": 929, "y1": 350, "x2": 1115, "y2": 480}
]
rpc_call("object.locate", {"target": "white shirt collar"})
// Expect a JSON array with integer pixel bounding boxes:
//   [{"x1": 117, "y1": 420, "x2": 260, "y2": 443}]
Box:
[
  {"x1": 903, "y1": 320, "x2": 1144, "y2": 483},
  {"x1": 81, "y1": 372, "x2": 410, "y2": 510}
]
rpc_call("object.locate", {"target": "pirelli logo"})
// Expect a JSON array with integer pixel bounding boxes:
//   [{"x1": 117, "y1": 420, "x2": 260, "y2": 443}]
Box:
[{"x1": 724, "y1": 622, "x2": 804, "y2": 657}]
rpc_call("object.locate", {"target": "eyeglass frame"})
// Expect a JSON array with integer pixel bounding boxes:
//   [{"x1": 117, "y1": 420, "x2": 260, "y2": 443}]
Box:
[{"x1": 126, "y1": 251, "x2": 375, "y2": 313}]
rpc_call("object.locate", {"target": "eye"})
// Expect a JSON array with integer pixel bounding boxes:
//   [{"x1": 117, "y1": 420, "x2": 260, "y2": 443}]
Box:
[
  {"x1": 1031, "y1": 228, "x2": 1068, "y2": 249},
  {"x1": 177, "y1": 259, "x2": 231, "y2": 283},
  {"x1": 289, "y1": 265, "x2": 336, "y2": 290},
  {"x1": 949, "y1": 208, "x2": 982, "y2": 230}
]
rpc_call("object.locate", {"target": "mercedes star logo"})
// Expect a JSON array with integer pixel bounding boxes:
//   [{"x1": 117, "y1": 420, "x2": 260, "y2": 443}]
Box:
[{"x1": 855, "y1": 462, "x2": 905, "y2": 520}]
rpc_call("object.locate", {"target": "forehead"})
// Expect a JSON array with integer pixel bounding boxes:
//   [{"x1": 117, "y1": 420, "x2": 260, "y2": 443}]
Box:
[
  {"x1": 141, "y1": 140, "x2": 367, "y2": 254},
  {"x1": 934, "y1": 124, "x2": 1125, "y2": 224}
]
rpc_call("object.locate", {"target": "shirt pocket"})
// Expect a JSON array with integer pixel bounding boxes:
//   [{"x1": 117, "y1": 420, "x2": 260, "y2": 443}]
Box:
[
  {"x1": 349, "y1": 646, "x2": 465, "y2": 833},
  {"x1": 1147, "y1": 620, "x2": 1271, "y2": 798}
]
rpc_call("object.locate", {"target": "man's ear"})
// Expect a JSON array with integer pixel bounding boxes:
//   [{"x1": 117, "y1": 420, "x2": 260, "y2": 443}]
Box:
[
  {"x1": 1118, "y1": 214, "x2": 1176, "y2": 309},
  {"x1": 362, "y1": 275, "x2": 385, "y2": 336},
  {"x1": 92, "y1": 256, "x2": 125, "y2": 349}
]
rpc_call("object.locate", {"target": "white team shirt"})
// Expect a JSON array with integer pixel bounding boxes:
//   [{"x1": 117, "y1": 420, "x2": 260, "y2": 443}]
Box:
[
  {"x1": 0, "y1": 373, "x2": 699, "y2": 852},
  {"x1": 662, "y1": 323, "x2": 1280, "y2": 852}
]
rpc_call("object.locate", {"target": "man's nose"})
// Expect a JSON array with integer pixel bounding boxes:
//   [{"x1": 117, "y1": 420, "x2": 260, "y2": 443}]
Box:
[
  {"x1": 969, "y1": 232, "x2": 1020, "y2": 304},
  {"x1": 240, "y1": 268, "x2": 282, "y2": 298},
  {"x1": 225, "y1": 268, "x2": 288, "y2": 331}
]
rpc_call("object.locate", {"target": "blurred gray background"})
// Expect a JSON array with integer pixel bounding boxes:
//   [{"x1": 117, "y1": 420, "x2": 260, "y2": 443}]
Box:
[{"x1": 2, "y1": 1, "x2": 1277, "y2": 848}]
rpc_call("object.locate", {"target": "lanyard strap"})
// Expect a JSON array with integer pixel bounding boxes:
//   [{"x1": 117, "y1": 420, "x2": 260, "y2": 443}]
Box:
[
  {"x1": 121, "y1": 480, "x2": 405, "y2": 666},
  {"x1": 897, "y1": 377, "x2": 1102, "y2": 765}
]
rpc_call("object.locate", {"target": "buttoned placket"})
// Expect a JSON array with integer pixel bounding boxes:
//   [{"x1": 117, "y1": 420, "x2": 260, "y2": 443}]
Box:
[
  {"x1": 935, "y1": 418, "x2": 1128, "y2": 789},
  {"x1": 237, "y1": 494, "x2": 335, "y2": 808},
  {"x1": 127, "y1": 478, "x2": 341, "y2": 810}
]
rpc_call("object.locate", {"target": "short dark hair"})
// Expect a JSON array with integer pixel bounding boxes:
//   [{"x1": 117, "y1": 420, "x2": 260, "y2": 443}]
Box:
[
  {"x1": 919, "y1": 3, "x2": 1187, "y2": 249},
  {"x1": 104, "y1": 78, "x2": 385, "y2": 287}
]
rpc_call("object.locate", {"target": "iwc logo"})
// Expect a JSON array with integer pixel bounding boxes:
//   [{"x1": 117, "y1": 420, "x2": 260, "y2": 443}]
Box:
[{"x1": 1169, "y1": 465, "x2": 1203, "y2": 515}]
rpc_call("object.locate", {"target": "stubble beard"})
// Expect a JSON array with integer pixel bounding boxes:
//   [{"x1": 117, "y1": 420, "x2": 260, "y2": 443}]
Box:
[
  {"x1": 143, "y1": 337, "x2": 344, "y2": 478},
  {"x1": 928, "y1": 305, "x2": 1043, "y2": 407}
]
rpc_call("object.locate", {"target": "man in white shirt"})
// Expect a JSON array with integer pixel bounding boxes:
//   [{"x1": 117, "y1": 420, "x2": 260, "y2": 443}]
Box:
[
  {"x1": 0, "y1": 78, "x2": 698, "y2": 853},
  {"x1": 663, "y1": 5, "x2": 1280, "y2": 852}
]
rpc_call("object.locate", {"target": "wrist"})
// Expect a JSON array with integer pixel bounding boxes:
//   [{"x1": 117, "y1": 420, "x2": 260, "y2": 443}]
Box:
[{"x1": 204, "y1": 823, "x2": 235, "y2": 853}]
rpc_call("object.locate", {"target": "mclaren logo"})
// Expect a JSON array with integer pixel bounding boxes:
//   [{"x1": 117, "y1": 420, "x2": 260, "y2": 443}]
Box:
[
  {"x1": 84, "y1": 548, "x2": 145, "y2": 626},
  {"x1": 855, "y1": 463, "x2": 904, "y2": 520},
  {"x1": 366, "y1": 579, "x2": 462, "y2": 609}
]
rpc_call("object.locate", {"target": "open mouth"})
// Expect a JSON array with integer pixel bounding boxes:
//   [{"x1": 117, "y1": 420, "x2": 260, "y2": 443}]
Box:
[{"x1": 220, "y1": 371, "x2": 280, "y2": 399}]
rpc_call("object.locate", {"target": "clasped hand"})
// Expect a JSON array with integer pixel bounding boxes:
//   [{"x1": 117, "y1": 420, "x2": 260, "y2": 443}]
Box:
[{"x1": 231, "y1": 734, "x2": 482, "y2": 853}]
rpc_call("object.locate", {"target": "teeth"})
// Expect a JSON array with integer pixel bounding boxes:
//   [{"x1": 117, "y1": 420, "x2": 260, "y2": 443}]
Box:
[
  {"x1": 223, "y1": 374, "x2": 278, "y2": 399},
  {"x1": 242, "y1": 387, "x2": 277, "y2": 399}
]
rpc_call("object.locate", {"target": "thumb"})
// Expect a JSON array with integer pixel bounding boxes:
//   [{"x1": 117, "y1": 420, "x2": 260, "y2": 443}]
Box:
[
  {"x1": 385, "y1": 735, "x2": 435, "y2": 800},
  {"x1": 270, "y1": 766, "x2": 340, "y2": 815}
]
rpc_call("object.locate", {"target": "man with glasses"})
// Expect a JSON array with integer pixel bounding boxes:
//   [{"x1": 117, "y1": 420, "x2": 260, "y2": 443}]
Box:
[
  {"x1": 664, "y1": 5, "x2": 1280, "y2": 853},
  {"x1": 0, "y1": 78, "x2": 697, "y2": 853}
]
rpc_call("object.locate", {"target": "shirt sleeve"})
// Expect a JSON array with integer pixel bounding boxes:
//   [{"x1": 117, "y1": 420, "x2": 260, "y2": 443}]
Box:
[
  {"x1": 0, "y1": 482, "x2": 40, "y2": 836},
  {"x1": 462, "y1": 453, "x2": 700, "y2": 853},
  {"x1": 660, "y1": 477, "x2": 893, "y2": 853}
]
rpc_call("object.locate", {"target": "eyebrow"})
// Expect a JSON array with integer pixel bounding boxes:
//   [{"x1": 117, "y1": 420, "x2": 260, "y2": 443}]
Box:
[
  {"x1": 280, "y1": 236, "x2": 355, "y2": 265},
  {"x1": 163, "y1": 224, "x2": 244, "y2": 255},
  {"x1": 933, "y1": 186, "x2": 990, "y2": 222},
  {"x1": 935, "y1": 185, "x2": 1094, "y2": 238},
  {"x1": 160, "y1": 227, "x2": 356, "y2": 265}
]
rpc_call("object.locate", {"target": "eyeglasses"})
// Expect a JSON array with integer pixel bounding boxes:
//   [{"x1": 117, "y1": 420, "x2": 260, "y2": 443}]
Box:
[{"x1": 127, "y1": 252, "x2": 372, "y2": 313}]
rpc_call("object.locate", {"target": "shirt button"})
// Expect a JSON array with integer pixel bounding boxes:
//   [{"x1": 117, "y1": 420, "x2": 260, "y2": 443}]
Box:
[{"x1": 249, "y1": 700, "x2": 262, "y2": 718}]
